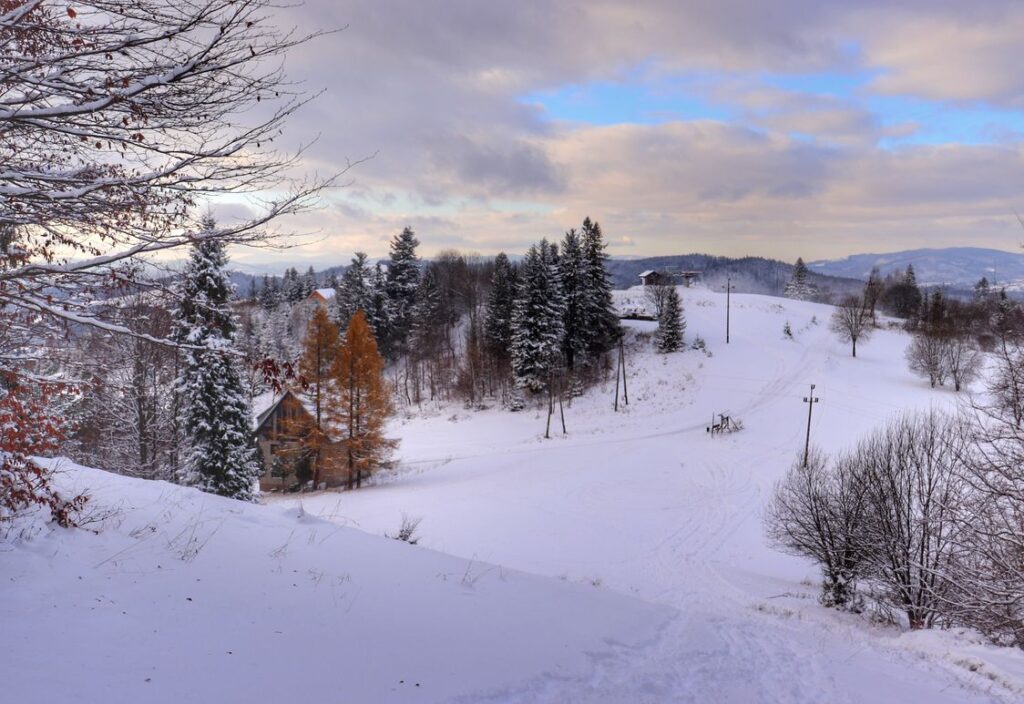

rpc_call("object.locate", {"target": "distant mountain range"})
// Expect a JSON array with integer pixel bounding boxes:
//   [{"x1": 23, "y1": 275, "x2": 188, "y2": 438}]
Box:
[
  {"x1": 809, "y1": 247, "x2": 1024, "y2": 290},
  {"x1": 227, "y1": 246, "x2": 1024, "y2": 302},
  {"x1": 226, "y1": 253, "x2": 867, "y2": 300},
  {"x1": 603, "y1": 254, "x2": 862, "y2": 297}
]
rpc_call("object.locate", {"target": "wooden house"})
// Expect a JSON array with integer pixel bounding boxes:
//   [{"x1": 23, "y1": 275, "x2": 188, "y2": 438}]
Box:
[
  {"x1": 307, "y1": 288, "x2": 336, "y2": 306},
  {"x1": 638, "y1": 270, "x2": 701, "y2": 287},
  {"x1": 639, "y1": 270, "x2": 668, "y2": 286},
  {"x1": 252, "y1": 390, "x2": 348, "y2": 491}
]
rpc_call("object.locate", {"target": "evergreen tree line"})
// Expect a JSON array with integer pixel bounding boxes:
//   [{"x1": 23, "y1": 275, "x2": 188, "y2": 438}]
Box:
[
  {"x1": 494, "y1": 218, "x2": 622, "y2": 397},
  {"x1": 61, "y1": 217, "x2": 623, "y2": 492},
  {"x1": 321, "y1": 218, "x2": 622, "y2": 407},
  {"x1": 253, "y1": 265, "x2": 332, "y2": 308}
]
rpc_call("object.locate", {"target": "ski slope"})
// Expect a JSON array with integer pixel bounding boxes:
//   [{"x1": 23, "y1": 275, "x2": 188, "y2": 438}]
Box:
[{"x1": 277, "y1": 286, "x2": 1024, "y2": 702}]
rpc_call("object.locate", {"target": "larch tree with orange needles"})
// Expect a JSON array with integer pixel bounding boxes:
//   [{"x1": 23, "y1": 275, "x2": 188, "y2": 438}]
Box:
[
  {"x1": 331, "y1": 310, "x2": 395, "y2": 489},
  {"x1": 295, "y1": 306, "x2": 341, "y2": 487}
]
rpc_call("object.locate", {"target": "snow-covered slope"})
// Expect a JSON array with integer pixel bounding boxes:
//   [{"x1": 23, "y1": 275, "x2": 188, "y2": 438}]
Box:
[
  {"x1": 1, "y1": 462, "x2": 670, "y2": 704},
  {"x1": 276, "y1": 286, "x2": 1024, "y2": 702},
  {"x1": 8, "y1": 286, "x2": 1024, "y2": 702}
]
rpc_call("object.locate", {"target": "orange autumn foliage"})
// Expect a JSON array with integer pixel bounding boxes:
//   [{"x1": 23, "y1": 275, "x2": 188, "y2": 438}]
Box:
[
  {"x1": 289, "y1": 306, "x2": 342, "y2": 485},
  {"x1": 330, "y1": 309, "x2": 395, "y2": 488}
]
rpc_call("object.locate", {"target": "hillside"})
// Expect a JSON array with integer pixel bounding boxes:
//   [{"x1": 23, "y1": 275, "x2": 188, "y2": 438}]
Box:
[
  {"x1": 10, "y1": 286, "x2": 1024, "y2": 702},
  {"x1": 267, "y1": 286, "x2": 1024, "y2": 702},
  {"x1": 2, "y1": 462, "x2": 668, "y2": 703},
  {"x1": 810, "y1": 247, "x2": 1024, "y2": 290},
  {"x1": 605, "y1": 254, "x2": 863, "y2": 296}
]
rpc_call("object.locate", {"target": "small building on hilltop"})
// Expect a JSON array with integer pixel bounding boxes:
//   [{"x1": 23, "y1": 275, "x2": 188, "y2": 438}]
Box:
[
  {"x1": 307, "y1": 288, "x2": 336, "y2": 306},
  {"x1": 638, "y1": 270, "x2": 667, "y2": 286},
  {"x1": 252, "y1": 389, "x2": 348, "y2": 491},
  {"x1": 638, "y1": 270, "x2": 700, "y2": 287}
]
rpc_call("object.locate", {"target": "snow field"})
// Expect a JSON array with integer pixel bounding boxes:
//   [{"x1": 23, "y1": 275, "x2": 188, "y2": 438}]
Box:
[
  {"x1": 281, "y1": 286, "x2": 1024, "y2": 702},
  {"x1": 6, "y1": 286, "x2": 1024, "y2": 702},
  {"x1": 2, "y1": 462, "x2": 670, "y2": 704}
]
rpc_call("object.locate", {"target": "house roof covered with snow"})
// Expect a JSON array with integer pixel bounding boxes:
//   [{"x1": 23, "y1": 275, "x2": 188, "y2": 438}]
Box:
[{"x1": 310, "y1": 288, "x2": 336, "y2": 301}]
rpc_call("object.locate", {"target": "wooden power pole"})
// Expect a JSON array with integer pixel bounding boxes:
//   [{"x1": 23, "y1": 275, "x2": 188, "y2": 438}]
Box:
[
  {"x1": 614, "y1": 338, "x2": 630, "y2": 411},
  {"x1": 722, "y1": 277, "x2": 734, "y2": 344},
  {"x1": 802, "y1": 384, "x2": 820, "y2": 467}
]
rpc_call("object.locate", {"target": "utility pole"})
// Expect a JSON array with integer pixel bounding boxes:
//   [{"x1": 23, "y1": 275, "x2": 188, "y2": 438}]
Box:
[
  {"x1": 620, "y1": 338, "x2": 629, "y2": 406},
  {"x1": 722, "y1": 277, "x2": 734, "y2": 344},
  {"x1": 613, "y1": 338, "x2": 629, "y2": 411},
  {"x1": 802, "y1": 384, "x2": 820, "y2": 467}
]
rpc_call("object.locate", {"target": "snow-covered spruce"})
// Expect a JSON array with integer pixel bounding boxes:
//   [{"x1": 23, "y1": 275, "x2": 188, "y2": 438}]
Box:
[
  {"x1": 784, "y1": 257, "x2": 816, "y2": 301},
  {"x1": 580, "y1": 217, "x2": 621, "y2": 359},
  {"x1": 656, "y1": 286, "x2": 685, "y2": 353},
  {"x1": 511, "y1": 240, "x2": 565, "y2": 392},
  {"x1": 559, "y1": 219, "x2": 621, "y2": 369},
  {"x1": 173, "y1": 220, "x2": 261, "y2": 501},
  {"x1": 484, "y1": 252, "x2": 518, "y2": 359},
  {"x1": 334, "y1": 252, "x2": 376, "y2": 328},
  {"x1": 384, "y1": 226, "x2": 421, "y2": 358}
]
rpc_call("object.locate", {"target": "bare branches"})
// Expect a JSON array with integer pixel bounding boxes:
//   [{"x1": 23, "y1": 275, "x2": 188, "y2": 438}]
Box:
[
  {"x1": 1, "y1": 0, "x2": 338, "y2": 378},
  {"x1": 829, "y1": 295, "x2": 872, "y2": 357}
]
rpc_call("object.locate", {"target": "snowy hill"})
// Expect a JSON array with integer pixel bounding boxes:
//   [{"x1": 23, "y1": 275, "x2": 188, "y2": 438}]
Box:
[
  {"x1": 2, "y1": 462, "x2": 668, "y2": 703},
  {"x1": 273, "y1": 285, "x2": 1024, "y2": 702},
  {"x1": 809, "y1": 247, "x2": 1024, "y2": 289},
  {"x1": 8, "y1": 286, "x2": 1024, "y2": 702}
]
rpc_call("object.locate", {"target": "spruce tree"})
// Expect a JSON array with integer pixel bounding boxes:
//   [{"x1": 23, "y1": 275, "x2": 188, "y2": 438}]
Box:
[
  {"x1": 368, "y1": 263, "x2": 394, "y2": 357},
  {"x1": 259, "y1": 304, "x2": 296, "y2": 363},
  {"x1": 510, "y1": 241, "x2": 565, "y2": 392},
  {"x1": 904, "y1": 264, "x2": 918, "y2": 288},
  {"x1": 886, "y1": 264, "x2": 923, "y2": 319},
  {"x1": 385, "y1": 226, "x2": 421, "y2": 355},
  {"x1": 282, "y1": 267, "x2": 303, "y2": 303},
  {"x1": 559, "y1": 228, "x2": 587, "y2": 370},
  {"x1": 484, "y1": 252, "x2": 518, "y2": 359},
  {"x1": 409, "y1": 266, "x2": 445, "y2": 355},
  {"x1": 580, "y1": 217, "x2": 621, "y2": 357},
  {"x1": 864, "y1": 266, "x2": 884, "y2": 321},
  {"x1": 301, "y1": 266, "x2": 318, "y2": 298},
  {"x1": 173, "y1": 220, "x2": 261, "y2": 500},
  {"x1": 784, "y1": 257, "x2": 815, "y2": 301},
  {"x1": 656, "y1": 286, "x2": 684, "y2": 353},
  {"x1": 335, "y1": 252, "x2": 374, "y2": 327},
  {"x1": 258, "y1": 274, "x2": 278, "y2": 310}
]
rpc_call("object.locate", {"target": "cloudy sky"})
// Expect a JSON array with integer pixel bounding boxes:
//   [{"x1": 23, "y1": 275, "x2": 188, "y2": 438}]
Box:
[{"x1": 231, "y1": 1, "x2": 1024, "y2": 268}]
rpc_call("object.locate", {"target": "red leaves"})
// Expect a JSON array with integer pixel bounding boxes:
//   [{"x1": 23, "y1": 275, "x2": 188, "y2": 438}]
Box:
[
  {"x1": 66, "y1": 7, "x2": 76, "y2": 19},
  {"x1": 0, "y1": 382, "x2": 87, "y2": 528},
  {"x1": 254, "y1": 357, "x2": 305, "y2": 393}
]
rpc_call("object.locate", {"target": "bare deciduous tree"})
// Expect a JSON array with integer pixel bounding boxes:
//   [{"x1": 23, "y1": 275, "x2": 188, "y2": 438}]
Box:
[
  {"x1": 942, "y1": 334, "x2": 982, "y2": 392},
  {"x1": 906, "y1": 333, "x2": 948, "y2": 388},
  {"x1": 764, "y1": 448, "x2": 868, "y2": 608},
  {"x1": 644, "y1": 283, "x2": 674, "y2": 319},
  {"x1": 954, "y1": 353, "x2": 1024, "y2": 646},
  {"x1": 1, "y1": 0, "x2": 338, "y2": 355},
  {"x1": 767, "y1": 411, "x2": 976, "y2": 631},
  {"x1": 830, "y1": 296, "x2": 873, "y2": 357},
  {"x1": 851, "y1": 411, "x2": 971, "y2": 629}
]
